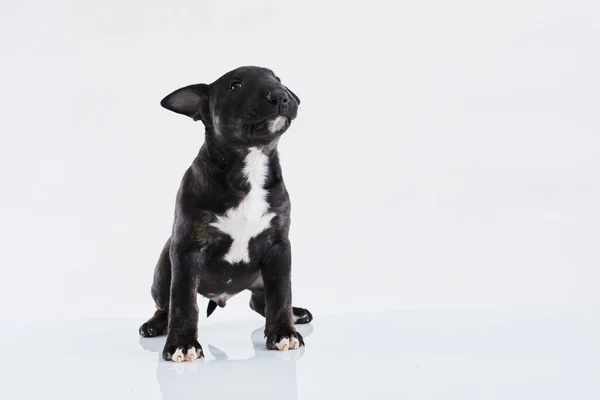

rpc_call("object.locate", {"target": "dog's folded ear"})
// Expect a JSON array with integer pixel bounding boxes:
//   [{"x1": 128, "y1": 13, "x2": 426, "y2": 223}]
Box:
[
  {"x1": 160, "y1": 83, "x2": 210, "y2": 123},
  {"x1": 284, "y1": 86, "x2": 301, "y2": 105}
]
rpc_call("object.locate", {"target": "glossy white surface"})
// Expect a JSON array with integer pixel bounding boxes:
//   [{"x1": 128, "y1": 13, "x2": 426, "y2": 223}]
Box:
[{"x1": 1, "y1": 311, "x2": 598, "y2": 399}]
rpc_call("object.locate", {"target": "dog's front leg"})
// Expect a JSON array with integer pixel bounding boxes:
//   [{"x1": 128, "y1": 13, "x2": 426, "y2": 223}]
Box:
[
  {"x1": 261, "y1": 239, "x2": 305, "y2": 351},
  {"x1": 162, "y1": 244, "x2": 204, "y2": 362}
]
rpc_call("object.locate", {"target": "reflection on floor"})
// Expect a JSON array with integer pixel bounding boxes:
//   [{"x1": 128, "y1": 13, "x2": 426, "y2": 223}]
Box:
[
  {"x1": 1, "y1": 311, "x2": 599, "y2": 399},
  {"x1": 139, "y1": 324, "x2": 313, "y2": 399}
]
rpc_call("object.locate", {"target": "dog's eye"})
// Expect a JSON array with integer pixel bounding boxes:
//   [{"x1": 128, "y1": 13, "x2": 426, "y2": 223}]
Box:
[{"x1": 229, "y1": 81, "x2": 242, "y2": 91}]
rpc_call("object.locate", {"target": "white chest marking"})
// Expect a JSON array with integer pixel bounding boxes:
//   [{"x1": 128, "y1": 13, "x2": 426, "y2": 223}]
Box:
[{"x1": 210, "y1": 147, "x2": 276, "y2": 264}]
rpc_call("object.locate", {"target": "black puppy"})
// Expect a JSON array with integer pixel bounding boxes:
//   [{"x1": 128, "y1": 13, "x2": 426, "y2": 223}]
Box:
[{"x1": 139, "y1": 66, "x2": 313, "y2": 362}]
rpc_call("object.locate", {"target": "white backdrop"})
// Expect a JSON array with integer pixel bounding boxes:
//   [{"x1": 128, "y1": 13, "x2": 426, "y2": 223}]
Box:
[{"x1": 1, "y1": 0, "x2": 599, "y2": 323}]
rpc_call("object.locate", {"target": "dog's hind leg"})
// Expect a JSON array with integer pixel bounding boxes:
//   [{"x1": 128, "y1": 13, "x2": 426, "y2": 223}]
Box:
[
  {"x1": 139, "y1": 238, "x2": 172, "y2": 337},
  {"x1": 249, "y1": 286, "x2": 313, "y2": 325},
  {"x1": 249, "y1": 287, "x2": 266, "y2": 318},
  {"x1": 291, "y1": 306, "x2": 313, "y2": 324}
]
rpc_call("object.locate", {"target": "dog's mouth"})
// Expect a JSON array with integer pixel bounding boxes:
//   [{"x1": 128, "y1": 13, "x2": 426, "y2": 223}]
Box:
[
  {"x1": 266, "y1": 115, "x2": 288, "y2": 133},
  {"x1": 248, "y1": 115, "x2": 289, "y2": 135}
]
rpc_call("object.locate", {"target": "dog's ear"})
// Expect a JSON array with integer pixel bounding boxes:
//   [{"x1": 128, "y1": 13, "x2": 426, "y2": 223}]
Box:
[
  {"x1": 284, "y1": 86, "x2": 301, "y2": 105},
  {"x1": 160, "y1": 83, "x2": 210, "y2": 123}
]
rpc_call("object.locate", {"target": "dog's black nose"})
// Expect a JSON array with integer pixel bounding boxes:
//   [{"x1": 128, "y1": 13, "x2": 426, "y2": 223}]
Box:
[{"x1": 266, "y1": 90, "x2": 289, "y2": 108}]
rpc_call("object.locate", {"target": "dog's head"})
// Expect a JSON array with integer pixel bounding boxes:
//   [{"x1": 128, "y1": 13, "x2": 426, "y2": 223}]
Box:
[{"x1": 160, "y1": 66, "x2": 300, "y2": 147}]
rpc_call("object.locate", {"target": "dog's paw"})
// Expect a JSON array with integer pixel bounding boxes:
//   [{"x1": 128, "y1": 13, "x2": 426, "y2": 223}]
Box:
[
  {"x1": 292, "y1": 307, "x2": 313, "y2": 324},
  {"x1": 139, "y1": 310, "x2": 168, "y2": 337},
  {"x1": 265, "y1": 327, "x2": 305, "y2": 351},
  {"x1": 162, "y1": 339, "x2": 204, "y2": 362},
  {"x1": 139, "y1": 321, "x2": 166, "y2": 338}
]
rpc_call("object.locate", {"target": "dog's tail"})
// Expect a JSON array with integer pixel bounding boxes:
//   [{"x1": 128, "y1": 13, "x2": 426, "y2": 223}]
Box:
[
  {"x1": 206, "y1": 300, "x2": 226, "y2": 317},
  {"x1": 207, "y1": 300, "x2": 218, "y2": 317}
]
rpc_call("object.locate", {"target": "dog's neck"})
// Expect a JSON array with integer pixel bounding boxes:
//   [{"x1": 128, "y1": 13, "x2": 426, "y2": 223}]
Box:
[
  {"x1": 187, "y1": 130, "x2": 282, "y2": 191},
  {"x1": 201, "y1": 130, "x2": 279, "y2": 166}
]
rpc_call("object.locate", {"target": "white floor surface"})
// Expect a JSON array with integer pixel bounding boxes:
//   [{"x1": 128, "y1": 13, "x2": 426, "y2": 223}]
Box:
[{"x1": 1, "y1": 310, "x2": 598, "y2": 399}]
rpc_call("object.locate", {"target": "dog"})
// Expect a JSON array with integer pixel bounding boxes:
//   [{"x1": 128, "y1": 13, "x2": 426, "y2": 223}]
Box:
[{"x1": 139, "y1": 66, "x2": 313, "y2": 362}]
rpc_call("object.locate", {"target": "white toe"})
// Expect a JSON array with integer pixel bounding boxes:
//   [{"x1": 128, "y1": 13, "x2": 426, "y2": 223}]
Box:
[
  {"x1": 172, "y1": 348, "x2": 184, "y2": 363},
  {"x1": 185, "y1": 347, "x2": 198, "y2": 361},
  {"x1": 275, "y1": 337, "x2": 290, "y2": 351},
  {"x1": 290, "y1": 336, "x2": 300, "y2": 350}
]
